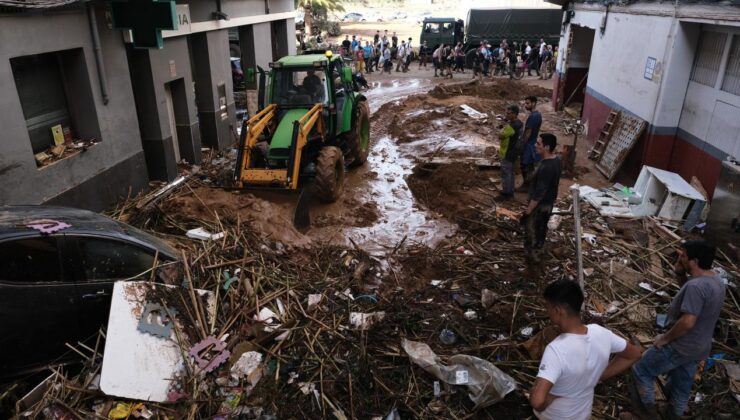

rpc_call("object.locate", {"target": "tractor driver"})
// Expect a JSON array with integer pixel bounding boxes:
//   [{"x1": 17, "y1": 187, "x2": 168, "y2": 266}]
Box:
[{"x1": 302, "y1": 70, "x2": 323, "y2": 102}]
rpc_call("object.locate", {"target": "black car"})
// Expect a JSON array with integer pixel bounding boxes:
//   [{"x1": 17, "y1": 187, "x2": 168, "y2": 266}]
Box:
[{"x1": 0, "y1": 206, "x2": 178, "y2": 378}]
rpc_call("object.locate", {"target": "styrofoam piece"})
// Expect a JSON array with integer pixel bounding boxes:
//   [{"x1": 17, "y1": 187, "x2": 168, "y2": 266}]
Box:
[
  {"x1": 185, "y1": 227, "x2": 225, "y2": 241},
  {"x1": 460, "y1": 104, "x2": 487, "y2": 119},
  {"x1": 100, "y1": 281, "x2": 214, "y2": 402}
]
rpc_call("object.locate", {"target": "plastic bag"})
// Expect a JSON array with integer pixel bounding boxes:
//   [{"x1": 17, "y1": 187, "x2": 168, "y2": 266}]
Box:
[{"x1": 401, "y1": 339, "x2": 517, "y2": 409}]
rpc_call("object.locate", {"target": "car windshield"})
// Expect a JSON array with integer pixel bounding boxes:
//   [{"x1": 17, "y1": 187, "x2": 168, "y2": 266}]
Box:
[{"x1": 272, "y1": 67, "x2": 328, "y2": 106}]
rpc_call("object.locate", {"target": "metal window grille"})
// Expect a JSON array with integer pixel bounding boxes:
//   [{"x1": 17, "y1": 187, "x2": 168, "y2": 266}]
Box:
[
  {"x1": 690, "y1": 31, "x2": 727, "y2": 88},
  {"x1": 721, "y1": 35, "x2": 740, "y2": 96}
]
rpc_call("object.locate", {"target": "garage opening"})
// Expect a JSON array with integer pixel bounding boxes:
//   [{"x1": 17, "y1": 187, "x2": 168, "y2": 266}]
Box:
[{"x1": 559, "y1": 25, "x2": 595, "y2": 116}]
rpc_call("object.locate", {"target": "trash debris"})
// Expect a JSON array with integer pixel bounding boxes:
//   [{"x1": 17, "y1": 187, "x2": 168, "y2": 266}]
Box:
[
  {"x1": 519, "y1": 327, "x2": 534, "y2": 337},
  {"x1": 638, "y1": 282, "x2": 655, "y2": 292},
  {"x1": 464, "y1": 310, "x2": 478, "y2": 320},
  {"x1": 186, "y1": 227, "x2": 225, "y2": 241},
  {"x1": 307, "y1": 294, "x2": 323, "y2": 310},
  {"x1": 401, "y1": 338, "x2": 517, "y2": 408},
  {"x1": 481, "y1": 289, "x2": 497, "y2": 308},
  {"x1": 521, "y1": 326, "x2": 561, "y2": 359},
  {"x1": 230, "y1": 351, "x2": 263, "y2": 387},
  {"x1": 349, "y1": 311, "x2": 386, "y2": 330},
  {"x1": 459, "y1": 104, "x2": 487, "y2": 120},
  {"x1": 439, "y1": 329, "x2": 458, "y2": 345},
  {"x1": 582, "y1": 232, "x2": 597, "y2": 245}
]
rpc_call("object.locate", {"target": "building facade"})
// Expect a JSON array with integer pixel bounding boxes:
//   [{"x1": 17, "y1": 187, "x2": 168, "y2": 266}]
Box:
[
  {"x1": 0, "y1": 0, "x2": 295, "y2": 210},
  {"x1": 551, "y1": 0, "x2": 740, "y2": 198}
]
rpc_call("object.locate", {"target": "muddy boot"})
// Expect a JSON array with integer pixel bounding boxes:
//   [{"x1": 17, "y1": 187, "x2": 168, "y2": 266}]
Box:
[{"x1": 628, "y1": 379, "x2": 658, "y2": 420}]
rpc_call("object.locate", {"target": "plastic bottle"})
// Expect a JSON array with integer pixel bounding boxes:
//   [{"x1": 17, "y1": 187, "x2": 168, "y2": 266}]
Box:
[{"x1": 439, "y1": 328, "x2": 457, "y2": 345}]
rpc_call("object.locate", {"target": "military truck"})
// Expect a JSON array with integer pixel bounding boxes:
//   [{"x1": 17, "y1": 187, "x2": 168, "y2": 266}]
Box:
[
  {"x1": 465, "y1": 8, "x2": 562, "y2": 48},
  {"x1": 419, "y1": 17, "x2": 464, "y2": 50},
  {"x1": 420, "y1": 8, "x2": 563, "y2": 57}
]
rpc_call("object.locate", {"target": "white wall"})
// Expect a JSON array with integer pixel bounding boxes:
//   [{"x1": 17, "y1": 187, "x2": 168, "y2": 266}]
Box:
[{"x1": 587, "y1": 12, "x2": 674, "y2": 122}]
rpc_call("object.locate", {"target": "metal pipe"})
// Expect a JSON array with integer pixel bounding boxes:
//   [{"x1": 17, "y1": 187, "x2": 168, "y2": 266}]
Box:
[
  {"x1": 87, "y1": 1, "x2": 109, "y2": 105},
  {"x1": 571, "y1": 185, "x2": 585, "y2": 291}
]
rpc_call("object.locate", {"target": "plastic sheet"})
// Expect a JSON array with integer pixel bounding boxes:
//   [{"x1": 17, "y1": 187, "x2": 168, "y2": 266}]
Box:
[{"x1": 401, "y1": 339, "x2": 516, "y2": 408}]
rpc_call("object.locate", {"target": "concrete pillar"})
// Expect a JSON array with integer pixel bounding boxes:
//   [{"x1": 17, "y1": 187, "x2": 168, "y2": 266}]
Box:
[
  {"x1": 190, "y1": 30, "x2": 236, "y2": 151},
  {"x1": 286, "y1": 18, "x2": 297, "y2": 56},
  {"x1": 253, "y1": 22, "x2": 273, "y2": 69},
  {"x1": 127, "y1": 37, "x2": 201, "y2": 181}
]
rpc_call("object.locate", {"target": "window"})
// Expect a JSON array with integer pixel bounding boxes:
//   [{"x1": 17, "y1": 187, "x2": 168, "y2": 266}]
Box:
[
  {"x1": 722, "y1": 35, "x2": 740, "y2": 95},
  {"x1": 272, "y1": 68, "x2": 327, "y2": 106},
  {"x1": 10, "y1": 48, "x2": 101, "y2": 165},
  {"x1": 424, "y1": 23, "x2": 440, "y2": 34},
  {"x1": 77, "y1": 237, "x2": 154, "y2": 280},
  {"x1": 0, "y1": 237, "x2": 62, "y2": 283},
  {"x1": 690, "y1": 31, "x2": 727, "y2": 87}
]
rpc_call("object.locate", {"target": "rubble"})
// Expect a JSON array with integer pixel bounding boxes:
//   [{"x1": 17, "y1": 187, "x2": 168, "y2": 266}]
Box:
[{"x1": 8, "y1": 78, "x2": 739, "y2": 419}]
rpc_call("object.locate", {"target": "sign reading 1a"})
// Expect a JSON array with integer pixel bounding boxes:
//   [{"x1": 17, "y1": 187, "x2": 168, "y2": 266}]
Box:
[{"x1": 111, "y1": 0, "x2": 177, "y2": 49}]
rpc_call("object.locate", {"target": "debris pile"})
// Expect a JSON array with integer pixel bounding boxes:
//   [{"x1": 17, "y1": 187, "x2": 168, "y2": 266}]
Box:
[{"x1": 9, "y1": 78, "x2": 739, "y2": 419}]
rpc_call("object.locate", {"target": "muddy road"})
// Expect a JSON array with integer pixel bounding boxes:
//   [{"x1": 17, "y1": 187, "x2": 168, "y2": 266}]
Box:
[{"x1": 174, "y1": 72, "x2": 606, "y2": 256}]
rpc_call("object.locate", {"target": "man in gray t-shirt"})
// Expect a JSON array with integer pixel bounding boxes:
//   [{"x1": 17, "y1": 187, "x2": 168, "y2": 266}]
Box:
[{"x1": 631, "y1": 240, "x2": 726, "y2": 419}]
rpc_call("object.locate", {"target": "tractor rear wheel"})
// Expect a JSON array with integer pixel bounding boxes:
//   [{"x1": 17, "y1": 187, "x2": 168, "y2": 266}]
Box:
[
  {"x1": 346, "y1": 101, "x2": 370, "y2": 167},
  {"x1": 315, "y1": 146, "x2": 345, "y2": 203}
]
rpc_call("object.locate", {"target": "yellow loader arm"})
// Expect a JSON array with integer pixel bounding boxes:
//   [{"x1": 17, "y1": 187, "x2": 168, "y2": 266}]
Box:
[{"x1": 235, "y1": 103, "x2": 325, "y2": 190}]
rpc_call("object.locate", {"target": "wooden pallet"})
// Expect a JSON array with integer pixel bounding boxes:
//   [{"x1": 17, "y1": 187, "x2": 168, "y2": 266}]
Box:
[
  {"x1": 589, "y1": 110, "x2": 619, "y2": 160},
  {"x1": 596, "y1": 113, "x2": 648, "y2": 181}
]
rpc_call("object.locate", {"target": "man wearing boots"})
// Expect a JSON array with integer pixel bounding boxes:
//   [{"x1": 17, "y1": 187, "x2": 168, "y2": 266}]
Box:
[
  {"x1": 630, "y1": 240, "x2": 726, "y2": 419},
  {"x1": 520, "y1": 133, "x2": 560, "y2": 263}
]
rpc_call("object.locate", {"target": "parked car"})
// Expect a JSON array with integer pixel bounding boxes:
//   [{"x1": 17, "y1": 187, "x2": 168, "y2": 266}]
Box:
[
  {"x1": 364, "y1": 12, "x2": 384, "y2": 22},
  {"x1": 231, "y1": 57, "x2": 245, "y2": 90},
  {"x1": 0, "y1": 205, "x2": 179, "y2": 379},
  {"x1": 390, "y1": 12, "x2": 407, "y2": 20},
  {"x1": 342, "y1": 12, "x2": 365, "y2": 22}
]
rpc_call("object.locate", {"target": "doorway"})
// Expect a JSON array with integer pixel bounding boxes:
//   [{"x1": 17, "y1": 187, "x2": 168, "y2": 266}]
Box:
[
  {"x1": 164, "y1": 78, "x2": 189, "y2": 163},
  {"x1": 560, "y1": 25, "x2": 595, "y2": 115}
]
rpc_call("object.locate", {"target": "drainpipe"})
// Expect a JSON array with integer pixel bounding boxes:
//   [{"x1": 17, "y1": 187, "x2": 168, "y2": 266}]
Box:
[{"x1": 87, "y1": 1, "x2": 109, "y2": 105}]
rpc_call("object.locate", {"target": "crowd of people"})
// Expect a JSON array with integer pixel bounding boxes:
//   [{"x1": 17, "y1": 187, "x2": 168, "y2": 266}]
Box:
[
  {"x1": 339, "y1": 30, "x2": 421, "y2": 75},
  {"x1": 335, "y1": 31, "x2": 557, "y2": 80}
]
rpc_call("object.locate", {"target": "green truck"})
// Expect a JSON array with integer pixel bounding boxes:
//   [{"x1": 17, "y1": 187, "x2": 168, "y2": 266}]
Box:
[
  {"x1": 419, "y1": 17, "x2": 464, "y2": 50},
  {"x1": 420, "y1": 8, "x2": 563, "y2": 53}
]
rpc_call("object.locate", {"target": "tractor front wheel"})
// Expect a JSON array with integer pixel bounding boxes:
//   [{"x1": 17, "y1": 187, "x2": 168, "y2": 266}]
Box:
[
  {"x1": 315, "y1": 146, "x2": 345, "y2": 203},
  {"x1": 346, "y1": 101, "x2": 370, "y2": 167}
]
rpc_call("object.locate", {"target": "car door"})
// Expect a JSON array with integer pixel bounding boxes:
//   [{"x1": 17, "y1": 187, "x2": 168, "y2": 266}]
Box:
[
  {"x1": 0, "y1": 235, "x2": 80, "y2": 376},
  {"x1": 67, "y1": 235, "x2": 158, "y2": 341}
]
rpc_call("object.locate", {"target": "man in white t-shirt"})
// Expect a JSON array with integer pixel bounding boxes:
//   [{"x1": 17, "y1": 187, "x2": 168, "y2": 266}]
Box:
[{"x1": 529, "y1": 280, "x2": 641, "y2": 420}]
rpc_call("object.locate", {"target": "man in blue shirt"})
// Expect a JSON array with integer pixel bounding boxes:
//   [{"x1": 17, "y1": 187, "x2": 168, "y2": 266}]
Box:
[
  {"x1": 363, "y1": 42, "x2": 374, "y2": 73},
  {"x1": 519, "y1": 95, "x2": 542, "y2": 189}
]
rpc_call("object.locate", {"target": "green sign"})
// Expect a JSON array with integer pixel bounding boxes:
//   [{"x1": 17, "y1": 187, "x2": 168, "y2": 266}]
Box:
[{"x1": 111, "y1": 0, "x2": 177, "y2": 49}]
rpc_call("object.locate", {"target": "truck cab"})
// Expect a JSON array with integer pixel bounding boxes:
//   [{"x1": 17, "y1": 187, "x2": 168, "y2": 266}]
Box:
[{"x1": 420, "y1": 18, "x2": 464, "y2": 50}]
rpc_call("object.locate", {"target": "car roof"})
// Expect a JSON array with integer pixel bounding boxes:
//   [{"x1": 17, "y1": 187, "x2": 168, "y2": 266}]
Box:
[{"x1": 0, "y1": 205, "x2": 178, "y2": 259}]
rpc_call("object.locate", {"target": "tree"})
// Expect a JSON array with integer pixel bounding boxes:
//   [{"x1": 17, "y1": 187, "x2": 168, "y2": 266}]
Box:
[{"x1": 296, "y1": 0, "x2": 345, "y2": 37}]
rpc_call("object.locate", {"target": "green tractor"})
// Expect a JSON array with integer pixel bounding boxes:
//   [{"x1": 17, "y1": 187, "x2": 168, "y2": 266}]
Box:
[{"x1": 233, "y1": 51, "x2": 370, "y2": 226}]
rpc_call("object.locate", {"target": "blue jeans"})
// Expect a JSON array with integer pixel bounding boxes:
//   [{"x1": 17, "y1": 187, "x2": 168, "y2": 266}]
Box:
[{"x1": 632, "y1": 344, "x2": 698, "y2": 416}]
